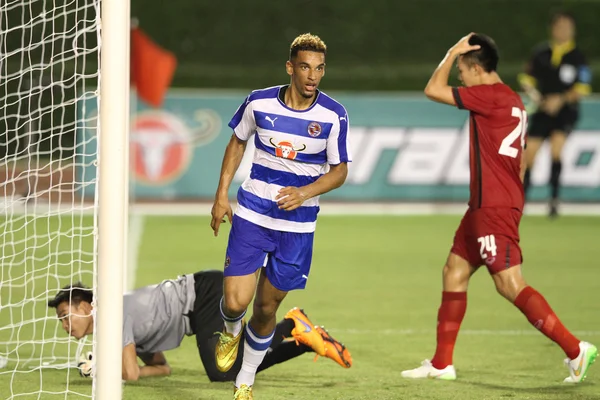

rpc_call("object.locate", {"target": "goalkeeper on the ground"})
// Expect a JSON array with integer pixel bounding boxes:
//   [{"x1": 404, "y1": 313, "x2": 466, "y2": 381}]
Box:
[{"x1": 48, "y1": 270, "x2": 351, "y2": 381}]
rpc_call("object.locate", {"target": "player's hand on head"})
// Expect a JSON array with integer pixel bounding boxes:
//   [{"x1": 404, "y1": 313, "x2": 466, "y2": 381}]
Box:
[
  {"x1": 275, "y1": 187, "x2": 308, "y2": 211},
  {"x1": 210, "y1": 198, "x2": 233, "y2": 237},
  {"x1": 451, "y1": 32, "x2": 481, "y2": 55}
]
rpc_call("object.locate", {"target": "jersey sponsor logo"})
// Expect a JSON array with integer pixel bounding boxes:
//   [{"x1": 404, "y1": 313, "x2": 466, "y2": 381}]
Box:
[
  {"x1": 269, "y1": 138, "x2": 306, "y2": 160},
  {"x1": 265, "y1": 116, "x2": 278, "y2": 127},
  {"x1": 307, "y1": 121, "x2": 322, "y2": 137},
  {"x1": 130, "y1": 110, "x2": 221, "y2": 185}
]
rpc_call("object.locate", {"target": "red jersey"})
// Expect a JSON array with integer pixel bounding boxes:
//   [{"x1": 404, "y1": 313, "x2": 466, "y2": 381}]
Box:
[{"x1": 452, "y1": 83, "x2": 526, "y2": 211}]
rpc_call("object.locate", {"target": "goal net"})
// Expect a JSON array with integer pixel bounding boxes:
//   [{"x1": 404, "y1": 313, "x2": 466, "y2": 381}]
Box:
[{"x1": 0, "y1": 0, "x2": 100, "y2": 398}]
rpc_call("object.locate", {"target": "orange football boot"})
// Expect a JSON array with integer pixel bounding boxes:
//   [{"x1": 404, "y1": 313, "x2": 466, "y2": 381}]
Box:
[
  {"x1": 284, "y1": 307, "x2": 326, "y2": 356},
  {"x1": 315, "y1": 325, "x2": 352, "y2": 368}
]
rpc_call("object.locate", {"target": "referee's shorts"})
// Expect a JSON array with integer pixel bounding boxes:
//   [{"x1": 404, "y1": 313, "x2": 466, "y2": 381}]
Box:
[{"x1": 528, "y1": 105, "x2": 578, "y2": 139}]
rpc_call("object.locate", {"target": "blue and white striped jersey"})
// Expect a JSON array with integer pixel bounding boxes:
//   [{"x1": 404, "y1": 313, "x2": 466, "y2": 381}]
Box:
[{"x1": 228, "y1": 85, "x2": 351, "y2": 233}]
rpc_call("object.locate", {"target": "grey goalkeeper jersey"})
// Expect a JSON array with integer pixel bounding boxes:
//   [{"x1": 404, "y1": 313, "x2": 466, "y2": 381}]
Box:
[{"x1": 122, "y1": 274, "x2": 196, "y2": 354}]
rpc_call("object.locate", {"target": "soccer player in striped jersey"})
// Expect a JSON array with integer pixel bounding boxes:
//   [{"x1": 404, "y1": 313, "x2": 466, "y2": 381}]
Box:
[
  {"x1": 210, "y1": 33, "x2": 351, "y2": 399},
  {"x1": 48, "y1": 270, "x2": 352, "y2": 382}
]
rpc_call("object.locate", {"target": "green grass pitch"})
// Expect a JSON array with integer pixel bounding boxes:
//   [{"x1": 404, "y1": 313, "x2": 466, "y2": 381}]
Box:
[{"x1": 1, "y1": 214, "x2": 599, "y2": 399}]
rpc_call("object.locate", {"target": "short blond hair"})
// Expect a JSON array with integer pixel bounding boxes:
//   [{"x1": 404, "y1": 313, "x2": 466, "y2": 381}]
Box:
[{"x1": 289, "y1": 33, "x2": 327, "y2": 60}]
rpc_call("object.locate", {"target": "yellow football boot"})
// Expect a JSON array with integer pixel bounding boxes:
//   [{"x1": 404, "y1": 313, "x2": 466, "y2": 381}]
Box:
[
  {"x1": 215, "y1": 321, "x2": 245, "y2": 372},
  {"x1": 233, "y1": 384, "x2": 253, "y2": 400}
]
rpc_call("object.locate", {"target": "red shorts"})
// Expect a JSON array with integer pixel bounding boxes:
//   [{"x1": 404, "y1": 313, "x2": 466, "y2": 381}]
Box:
[{"x1": 450, "y1": 207, "x2": 523, "y2": 274}]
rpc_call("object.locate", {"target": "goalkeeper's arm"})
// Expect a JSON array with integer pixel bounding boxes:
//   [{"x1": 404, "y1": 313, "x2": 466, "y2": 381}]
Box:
[{"x1": 122, "y1": 343, "x2": 171, "y2": 381}]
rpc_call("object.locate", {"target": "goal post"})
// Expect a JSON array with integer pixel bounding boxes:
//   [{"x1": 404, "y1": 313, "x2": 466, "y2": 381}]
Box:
[
  {"x1": 0, "y1": 0, "x2": 129, "y2": 398},
  {"x1": 96, "y1": 0, "x2": 130, "y2": 398}
]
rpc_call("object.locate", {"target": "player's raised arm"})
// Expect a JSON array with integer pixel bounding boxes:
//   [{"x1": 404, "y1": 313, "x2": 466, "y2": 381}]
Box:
[{"x1": 424, "y1": 33, "x2": 480, "y2": 105}]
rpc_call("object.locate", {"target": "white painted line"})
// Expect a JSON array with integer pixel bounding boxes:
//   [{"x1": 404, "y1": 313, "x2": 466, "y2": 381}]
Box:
[
  {"x1": 330, "y1": 329, "x2": 600, "y2": 336},
  {"x1": 129, "y1": 202, "x2": 600, "y2": 217},
  {"x1": 1, "y1": 198, "x2": 599, "y2": 217}
]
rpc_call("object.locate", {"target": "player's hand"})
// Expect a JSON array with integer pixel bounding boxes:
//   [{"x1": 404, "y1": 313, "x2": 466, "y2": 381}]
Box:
[
  {"x1": 210, "y1": 197, "x2": 233, "y2": 237},
  {"x1": 77, "y1": 351, "x2": 94, "y2": 378},
  {"x1": 275, "y1": 187, "x2": 308, "y2": 211},
  {"x1": 450, "y1": 33, "x2": 481, "y2": 56},
  {"x1": 541, "y1": 94, "x2": 564, "y2": 116}
]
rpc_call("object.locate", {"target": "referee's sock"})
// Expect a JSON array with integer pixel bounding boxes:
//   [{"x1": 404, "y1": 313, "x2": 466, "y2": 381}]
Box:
[{"x1": 550, "y1": 160, "x2": 562, "y2": 202}]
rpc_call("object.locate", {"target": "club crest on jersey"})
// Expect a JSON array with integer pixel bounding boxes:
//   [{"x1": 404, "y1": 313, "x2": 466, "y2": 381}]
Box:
[
  {"x1": 269, "y1": 138, "x2": 306, "y2": 160},
  {"x1": 307, "y1": 121, "x2": 322, "y2": 137}
]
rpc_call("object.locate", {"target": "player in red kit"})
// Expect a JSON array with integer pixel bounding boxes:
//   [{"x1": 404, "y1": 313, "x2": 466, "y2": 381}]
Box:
[{"x1": 401, "y1": 33, "x2": 597, "y2": 383}]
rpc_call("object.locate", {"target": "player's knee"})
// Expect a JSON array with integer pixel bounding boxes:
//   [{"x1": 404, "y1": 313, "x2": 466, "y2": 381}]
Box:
[
  {"x1": 442, "y1": 263, "x2": 470, "y2": 288},
  {"x1": 223, "y1": 292, "x2": 250, "y2": 317}
]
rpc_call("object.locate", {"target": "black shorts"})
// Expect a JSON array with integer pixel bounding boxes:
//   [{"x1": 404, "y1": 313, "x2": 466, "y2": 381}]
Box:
[
  {"x1": 189, "y1": 270, "x2": 224, "y2": 336},
  {"x1": 528, "y1": 105, "x2": 579, "y2": 139}
]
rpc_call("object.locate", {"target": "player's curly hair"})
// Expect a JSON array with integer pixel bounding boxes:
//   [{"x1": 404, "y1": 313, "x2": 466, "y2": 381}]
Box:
[
  {"x1": 462, "y1": 33, "x2": 499, "y2": 73},
  {"x1": 289, "y1": 33, "x2": 327, "y2": 60},
  {"x1": 48, "y1": 282, "x2": 93, "y2": 308}
]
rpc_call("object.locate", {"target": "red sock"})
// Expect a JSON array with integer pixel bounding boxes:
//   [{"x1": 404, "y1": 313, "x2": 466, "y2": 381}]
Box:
[
  {"x1": 431, "y1": 291, "x2": 467, "y2": 370},
  {"x1": 514, "y1": 286, "x2": 580, "y2": 360}
]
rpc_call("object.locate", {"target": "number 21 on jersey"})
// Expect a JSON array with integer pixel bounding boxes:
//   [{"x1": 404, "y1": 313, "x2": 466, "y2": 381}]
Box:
[{"x1": 499, "y1": 107, "x2": 527, "y2": 158}]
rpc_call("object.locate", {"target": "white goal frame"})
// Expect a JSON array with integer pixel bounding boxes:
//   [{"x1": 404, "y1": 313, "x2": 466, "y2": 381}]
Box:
[{"x1": 94, "y1": 0, "x2": 130, "y2": 399}]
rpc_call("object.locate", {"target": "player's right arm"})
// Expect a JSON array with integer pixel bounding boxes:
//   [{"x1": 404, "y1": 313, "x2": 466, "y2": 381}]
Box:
[
  {"x1": 210, "y1": 95, "x2": 255, "y2": 236},
  {"x1": 424, "y1": 33, "x2": 481, "y2": 105},
  {"x1": 211, "y1": 134, "x2": 247, "y2": 236}
]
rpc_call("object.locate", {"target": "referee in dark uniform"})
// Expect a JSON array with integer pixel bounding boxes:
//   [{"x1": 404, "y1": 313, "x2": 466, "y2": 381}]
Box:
[{"x1": 519, "y1": 11, "x2": 592, "y2": 217}]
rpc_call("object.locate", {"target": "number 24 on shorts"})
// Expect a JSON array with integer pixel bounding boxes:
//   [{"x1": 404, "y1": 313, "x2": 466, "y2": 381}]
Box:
[{"x1": 478, "y1": 234, "x2": 497, "y2": 261}]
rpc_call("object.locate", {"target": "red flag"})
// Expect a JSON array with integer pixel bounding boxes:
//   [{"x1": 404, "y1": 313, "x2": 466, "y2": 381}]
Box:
[{"x1": 130, "y1": 27, "x2": 177, "y2": 107}]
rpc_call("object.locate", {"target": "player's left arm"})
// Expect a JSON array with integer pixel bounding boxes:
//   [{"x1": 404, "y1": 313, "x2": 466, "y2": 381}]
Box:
[
  {"x1": 276, "y1": 163, "x2": 348, "y2": 211},
  {"x1": 122, "y1": 344, "x2": 171, "y2": 381},
  {"x1": 138, "y1": 351, "x2": 171, "y2": 378},
  {"x1": 276, "y1": 111, "x2": 351, "y2": 211},
  {"x1": 424, "y1": 33, "x2": 481, "y2": 106}
]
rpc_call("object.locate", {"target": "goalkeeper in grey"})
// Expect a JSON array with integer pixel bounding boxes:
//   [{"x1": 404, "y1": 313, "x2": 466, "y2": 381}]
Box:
[{"x1": 48, "y1": 270, "x2": 351, "y2": 381}]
